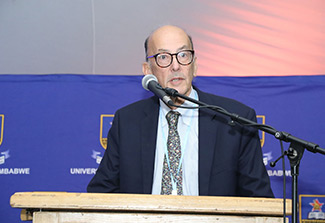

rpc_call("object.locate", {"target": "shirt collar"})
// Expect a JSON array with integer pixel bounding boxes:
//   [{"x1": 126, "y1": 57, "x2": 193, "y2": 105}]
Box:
[{"x1": 159, "y1": 87, "x2": 198, "y2": 127}]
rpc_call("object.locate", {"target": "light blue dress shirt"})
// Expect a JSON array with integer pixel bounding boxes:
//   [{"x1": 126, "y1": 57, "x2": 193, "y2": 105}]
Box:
[{"x1": 152, "y1": 88, "x2": 199, "y2": 196}]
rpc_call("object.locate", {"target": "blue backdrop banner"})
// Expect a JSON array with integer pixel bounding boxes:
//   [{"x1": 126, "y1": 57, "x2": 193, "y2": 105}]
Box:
[{"x1": 1, "y1": 74, "x2": 325, "y2": 222}]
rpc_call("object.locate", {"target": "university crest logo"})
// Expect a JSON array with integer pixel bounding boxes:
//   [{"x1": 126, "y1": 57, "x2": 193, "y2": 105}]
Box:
[
  {"x1": 0, "y1": 114, "x2": 3, "y2": 147},
  {"x1": 90, "y1": 114, "x2": 114, "y2": 164},
  {"x1": 0, "y1": 114, "x2": 9, "y2": 165},
  {"x1": 100, "y1": 114, "x2": 114, "y2": 149},
  {"x1": 71, "y1": 114, "x2": 114, "y2": 173},
  {"x1": 257, "y1": 115, "x2": 272, "y2": 166},
  {"x1": 256, "y1": 115, "x2": 265, "y2": 148},
  {"x1": 300, "y1": 195, "x2": 325, "y2": 222}
]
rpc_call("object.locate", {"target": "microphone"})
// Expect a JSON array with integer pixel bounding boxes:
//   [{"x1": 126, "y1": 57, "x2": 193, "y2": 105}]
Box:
[{"x1": 142, "y1": 74, "x2": 174, "y2": 106}]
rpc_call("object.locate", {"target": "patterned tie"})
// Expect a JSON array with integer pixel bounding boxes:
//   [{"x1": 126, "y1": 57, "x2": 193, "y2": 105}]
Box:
[{"x1": 161, "y1": 111, "x2": 183, "y2": 195}]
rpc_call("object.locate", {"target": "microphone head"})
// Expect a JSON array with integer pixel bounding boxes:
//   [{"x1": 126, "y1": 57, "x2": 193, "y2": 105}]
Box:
[{"x1": 142, "y1": 74, "x2": 158, "y2": 91}]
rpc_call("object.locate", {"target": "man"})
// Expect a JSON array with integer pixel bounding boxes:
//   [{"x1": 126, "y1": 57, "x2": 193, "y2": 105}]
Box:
[{"x1": 87, "y1": 25, "x2": 274, "y2": 197}]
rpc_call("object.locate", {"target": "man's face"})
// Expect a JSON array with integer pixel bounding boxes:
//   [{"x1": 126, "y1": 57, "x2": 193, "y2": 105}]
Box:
[{"x1": 143, "y1": 26, "x2": 197, "y2": 97}]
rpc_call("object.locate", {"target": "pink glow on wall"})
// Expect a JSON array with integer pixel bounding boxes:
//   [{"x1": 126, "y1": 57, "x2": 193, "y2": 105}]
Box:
[{"x1": 191, "y1": 0, "x2": 325, "y2": 76}]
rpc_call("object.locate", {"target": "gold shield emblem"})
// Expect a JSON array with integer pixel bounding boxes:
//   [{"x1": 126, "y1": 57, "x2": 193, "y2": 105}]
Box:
[
  {"x1": 100, "y1": 114, "x2": 114, "y2": 149},
  {"x1": 0, "y1": 114, "x2": 4, "y2": 146},
  {"x1": 256, "y1": 115, "x2": 265, "y2": 148}
]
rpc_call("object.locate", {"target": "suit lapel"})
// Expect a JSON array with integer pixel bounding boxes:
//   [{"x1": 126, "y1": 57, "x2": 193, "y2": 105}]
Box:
[
  {"x1": 197, "y1": 91, "x2": 219, "y2": 195},
  {"x1": 140, "y1": 97, "x2": 160, "y2": 194}
]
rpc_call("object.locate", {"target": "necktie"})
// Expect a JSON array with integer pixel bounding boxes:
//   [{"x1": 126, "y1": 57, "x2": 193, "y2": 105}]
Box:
[{"x1": 161, "y1": 111, "x2": 183, "y2": 195}]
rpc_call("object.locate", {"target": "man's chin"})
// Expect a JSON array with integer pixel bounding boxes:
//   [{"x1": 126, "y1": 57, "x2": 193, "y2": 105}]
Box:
[
  {"x1": 171, "y1": 87, "x2": 183, "y2": 94},
  {"x1": 166, "y1": 83, "x2": 191, "y2": 96},
  {"x1": 175, "y1": 90, "x2": 191, "y2": 98}
]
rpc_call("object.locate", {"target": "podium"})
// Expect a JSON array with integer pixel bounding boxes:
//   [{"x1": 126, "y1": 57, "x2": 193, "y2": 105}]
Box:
[{"x1": 10, "y1": 192, "x2": 291, "y2": 222}]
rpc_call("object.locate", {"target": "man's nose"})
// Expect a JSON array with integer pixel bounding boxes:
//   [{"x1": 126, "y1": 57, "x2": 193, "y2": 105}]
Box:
[{"x1": 170, "y1": 55, "x2": 181, "y2": 71}]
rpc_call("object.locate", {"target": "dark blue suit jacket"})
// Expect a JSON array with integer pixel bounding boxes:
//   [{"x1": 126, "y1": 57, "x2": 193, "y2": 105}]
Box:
[{"x1": 88, "y1": 88, "x2": 274, "y2": 197}]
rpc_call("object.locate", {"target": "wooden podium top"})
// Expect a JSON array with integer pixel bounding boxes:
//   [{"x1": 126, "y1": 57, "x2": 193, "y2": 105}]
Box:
[{"x1": 10, "y1": 192, "x2": 291, "y2": 216}]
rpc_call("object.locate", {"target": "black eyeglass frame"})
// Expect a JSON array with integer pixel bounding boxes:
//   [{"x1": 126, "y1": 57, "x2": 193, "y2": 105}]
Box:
[{"x1": 146, "y1": 50, "x2": 195, "y2": 68}]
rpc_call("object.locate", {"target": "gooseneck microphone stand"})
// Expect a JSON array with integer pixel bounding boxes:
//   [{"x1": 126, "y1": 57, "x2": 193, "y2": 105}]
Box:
[{"x1": 164, "y1": 87, "x2": 325, "y2": 223}]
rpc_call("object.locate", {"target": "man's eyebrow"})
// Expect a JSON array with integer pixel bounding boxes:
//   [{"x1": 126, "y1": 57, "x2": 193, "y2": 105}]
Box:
[
  {"x1": 157, "y1": 48, "x2": 169, "y2": 52},
  {"x1": 157, "y1": 45, "x2": 189, "y2": 53},
  {"x1": 177, "y1": 45, "x2": 188, "y2": 51}
]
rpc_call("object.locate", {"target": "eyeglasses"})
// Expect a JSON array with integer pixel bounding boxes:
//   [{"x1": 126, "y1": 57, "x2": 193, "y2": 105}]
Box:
[{"x1": 147, "y1": 50, "x2": 195, "y2": 68}]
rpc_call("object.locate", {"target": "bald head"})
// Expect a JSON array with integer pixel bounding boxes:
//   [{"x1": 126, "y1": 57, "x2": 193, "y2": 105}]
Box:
[{"x1": 144, "y1": 25, "x2": 194, "y2": 60}]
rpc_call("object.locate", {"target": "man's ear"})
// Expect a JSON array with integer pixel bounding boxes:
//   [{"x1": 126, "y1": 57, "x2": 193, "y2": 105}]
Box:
[
  {"x1": 142, "y1": 62, "x2": 152, "y2": 75},
  {"x1": 193, "y1": 57, "x2": 198, "y2": 77}
]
